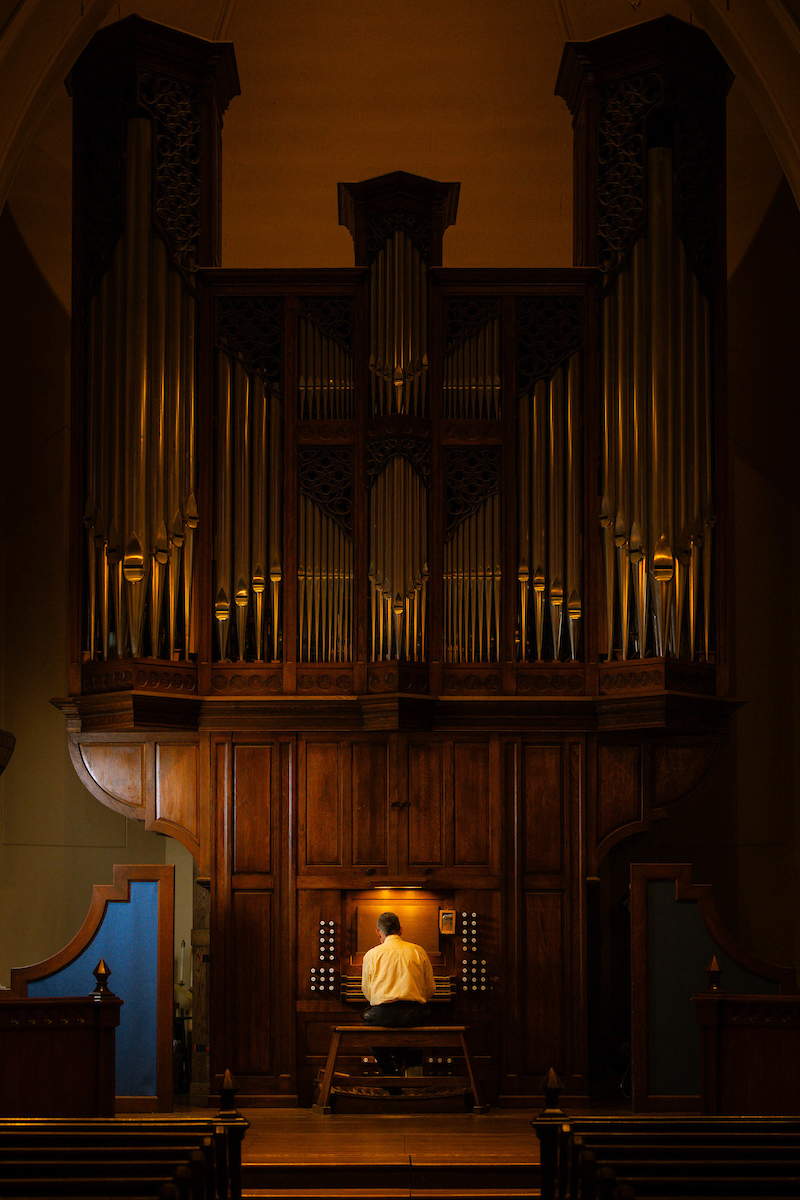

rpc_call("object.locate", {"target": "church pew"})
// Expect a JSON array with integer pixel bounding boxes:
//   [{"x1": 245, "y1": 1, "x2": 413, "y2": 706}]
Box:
[
  {"x1": 0, "y1": 1113, "x2": 248, "y2": 1200},
  {"x1": 536, "y1": 1117, "x2": 800, "y2": 1200}
]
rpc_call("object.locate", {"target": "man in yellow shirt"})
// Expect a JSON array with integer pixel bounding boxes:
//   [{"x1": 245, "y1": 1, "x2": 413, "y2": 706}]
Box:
[{"x1": 361, "y1": 911, "x2": 435, "y2": 1077}]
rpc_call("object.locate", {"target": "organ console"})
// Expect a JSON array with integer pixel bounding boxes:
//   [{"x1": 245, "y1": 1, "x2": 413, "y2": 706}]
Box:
[{"x1": 59, "y1": 14, "x2": 735, "y2": 1106}]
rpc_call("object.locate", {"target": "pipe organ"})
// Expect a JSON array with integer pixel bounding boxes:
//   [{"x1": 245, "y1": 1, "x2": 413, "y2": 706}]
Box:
[
  {"x1": 63, "y1": 16, "x2": 734, "y2": 1109},
  {"x1": 556, "y1": 23, "x2": 727, "y2": 671}
]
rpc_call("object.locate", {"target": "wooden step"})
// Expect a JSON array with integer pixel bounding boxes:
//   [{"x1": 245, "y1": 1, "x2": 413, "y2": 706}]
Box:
[
  {"x1": 243, "y1": 1190, "x2": 540, "y2": 1199},
  {"x1": 243, "y1": 1161, "x2": 540, "y2": 1194}
]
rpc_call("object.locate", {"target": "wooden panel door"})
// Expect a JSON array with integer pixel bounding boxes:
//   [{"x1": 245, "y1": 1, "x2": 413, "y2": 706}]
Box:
[
  {"x1": 402, "y1": 735, "x2": 501, "y2": 880},
  {"x1": 509, "y1": 737, "x2": 586, "y2": 1099},
  {"x1": 232, "y1": 890, "x2": 272, "y2": 1076},
  {"x1": 298, "y1": 740, "x2": 344, "y2": 871},
  {"x1": 298, "y1": 736, "x2": 391, "y2": 876},
  {"x1": 405, "y1": 739, "x2": 446, "y2": 870},
  {"x1": 453, "y1": 739, "x2": 497, "y2": 871},
  {"x1": 351, "y1": 740, "x2": 390, "y2": 869},
  {"x1": 213, "y1": 736, "x2": 291, "y2": 1103}
]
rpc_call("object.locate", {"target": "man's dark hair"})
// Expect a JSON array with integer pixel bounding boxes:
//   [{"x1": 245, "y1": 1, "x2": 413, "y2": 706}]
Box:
[{"x1": 377, "y1": 911, "x2": 401, "y2": 937}]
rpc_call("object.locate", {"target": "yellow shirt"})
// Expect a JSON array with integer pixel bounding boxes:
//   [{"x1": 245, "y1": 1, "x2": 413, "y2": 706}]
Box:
[{"x1": 361, "y1": 935, "x2": 436, "y2": 1006}]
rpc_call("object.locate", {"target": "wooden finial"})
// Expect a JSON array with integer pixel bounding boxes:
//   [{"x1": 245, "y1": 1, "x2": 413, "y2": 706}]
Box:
[
  {"x1": 91, "y1": 959, "x2": 114, "y2": 997},
  {"x1": 705, "y1": 954, "x2": 722, "y2": 991},
  {"x1": 539, "y1": 1066, "x2": 565, "y2": 1116},
  {"x1": 216, "y1": 1068, "x2": 241, "y2": 1117}
]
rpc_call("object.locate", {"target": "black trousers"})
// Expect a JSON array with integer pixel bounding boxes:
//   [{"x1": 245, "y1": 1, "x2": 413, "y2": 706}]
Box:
[{"x1": 361, "y1": 1001, "x2": 431, "y2": 1075}]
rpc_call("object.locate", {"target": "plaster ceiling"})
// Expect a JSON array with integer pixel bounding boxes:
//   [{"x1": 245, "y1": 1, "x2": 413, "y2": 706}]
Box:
[{"x1": 4, "y1": 0, "x2": 785, "y2": 310}]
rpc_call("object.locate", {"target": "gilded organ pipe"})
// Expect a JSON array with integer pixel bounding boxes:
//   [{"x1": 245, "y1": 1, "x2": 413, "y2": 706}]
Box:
[
  {"x1": 297, "y1": 495, "x2": 352, "y2": 662},
  {"x1": 369, "y1": 233, "x2": 428, "y2": 415},
  {"x1": 548, "y1": 370, "x2": 565, "y2": 657},
  {"x1": 370, "y1": 458, "x2": 428, "y2": 660},
  {"x1": 82, "y1": 116, "x2": 201, "y2": 665},
  {"x1": 598, "y1": 144, "x2": 714, "y2": 663},
  {"x1": 268, "y1": 390, "x2": 282, "y2": 662},
  {"x1": 566, "y1": 355, "x2": 582, "y2": 659},
  {"x1": 251, "y1": 375, "x2": 268, "y2": 661},
  {"x1": 181, "y1": 288, "x2": 198, "y2": 660},
  {"x1": 148, "y1": 235, "x2": 168, "y2": 659},
  {"x1": 214, "y1": 351, "x2": 234, "y2": 658},
  {"x1": 122, "y1": 118, "x2": 152, "y2": 658},
  {"x1": 443, "y1": 495, "x2": 502, "y2": 663},
  {"x1": 298, "y1": 316, "x2": 354, "y2": 420},
  {"x1": 443, "y1": 317, "x2": 502, "y2": 420},
  {"x1": 166, "y1": 258, "x2": 183, "y2": 660},
  {"x1": 517, "y1": 358, "x2": 583, "y2": 662},
  {"x1": 232, "y1": 361, "x2": 251, "y2": 660},
  {"x1": 532, "y1": 380, "x2": 547, "y2": 661},
  {"x1": 517, "y1": 396, "x2": 531, "y2": 658},
  {"x1": 630, "y1": 236, "x2": 649, "y2": 658}
]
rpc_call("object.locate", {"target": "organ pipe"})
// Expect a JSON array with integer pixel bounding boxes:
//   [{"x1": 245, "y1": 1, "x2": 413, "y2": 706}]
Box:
[
  {"x1": 370, "y1": 458, "x2": 428, "y2": 660},
  {"x1": 214, "y1": 350, "x2": 282, "y2": 662},
  {"x1": 82, "y1": 117, "x2": 200, "y2": 664},
  {"x1": 297, "y1": 497, "x2": 352, "y2": 662},
  {"x1": 369, "y1": 233, "x2": 428, "y2": 415},
  {"x1": 598, "y1": 144, "x2": 714, "y2": 662},
  {"x1": 214, "y1": 351, "x2": 234, "y2": 658},
  {"x1": 122, "y1": 118, "x2": 151, "y2": 658},
  {"x1": 232, "y1": 361, "x2": 251, "y2": 659},
  {"x1": 268, "y1": 390, "x2": 283, "y2": 662},
  {"x1": 251, "y1": 372, "x2": 268, "y2": 661},
  {"x1": 444, "y1": 494, "x2": 501, "y2": 663},
  {"x1": 517, "y1": 358, "x2": 583, "y2": 662},
  {"x1": 181, "y1": 287, "x2": 198, "y2": 659},
  {"x1": 298, "y1": 317, "x2": 354, "y2": 419},
  {"x1": 566, "y1": 354, "x2": 582, "y2": 659},
  {"x1": 443, "y1": 317, "x2": 502, "y2": 419}
]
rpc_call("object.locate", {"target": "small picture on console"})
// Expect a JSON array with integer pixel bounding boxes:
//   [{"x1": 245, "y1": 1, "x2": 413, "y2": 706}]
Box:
[{"x1": 438, "y1": 909, "x2": 456, "y2": 935}]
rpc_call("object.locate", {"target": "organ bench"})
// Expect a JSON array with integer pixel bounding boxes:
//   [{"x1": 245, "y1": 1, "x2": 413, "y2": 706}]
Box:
[{"x1": 313, "y1": 1025, "x2": 490, "y2": 1114}]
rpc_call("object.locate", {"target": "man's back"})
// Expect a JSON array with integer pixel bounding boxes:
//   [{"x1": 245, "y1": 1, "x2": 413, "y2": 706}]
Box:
[{"x1": 362, "y1": 934, "x2": 435, "y2": 1006}]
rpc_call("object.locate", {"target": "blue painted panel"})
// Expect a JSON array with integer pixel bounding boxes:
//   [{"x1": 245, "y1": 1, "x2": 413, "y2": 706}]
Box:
[
  {"x1": 29, "y1": 881, "x2": 159, "y2": 1097},
  {"x1": 647, "y1": 880, "x2": 778, "y2": 1096}
]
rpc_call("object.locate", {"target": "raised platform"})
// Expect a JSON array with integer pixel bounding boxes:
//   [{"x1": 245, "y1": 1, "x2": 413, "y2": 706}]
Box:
[{"x1": 239, "y1": 1108, "x2": 542, "y2": 1199}]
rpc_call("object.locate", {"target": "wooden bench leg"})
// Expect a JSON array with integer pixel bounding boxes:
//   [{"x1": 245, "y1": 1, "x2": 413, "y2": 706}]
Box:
[
  {"x1": 460, "y1": 1033, "x2": 490, "y2": 1114},
  {"x1": 313, "y1": 1028, "x2": 343, "y2": 1114}
]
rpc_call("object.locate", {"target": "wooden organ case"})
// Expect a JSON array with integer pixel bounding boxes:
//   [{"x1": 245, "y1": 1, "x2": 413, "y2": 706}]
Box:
[{"x1": 60, "y1": 16, "x2": 734, "y2": 1105}]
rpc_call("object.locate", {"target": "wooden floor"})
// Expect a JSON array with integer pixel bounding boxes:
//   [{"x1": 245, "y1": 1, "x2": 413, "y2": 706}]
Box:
[
  {"x1": 237, "y1": 1108, "x2": 542, "y2": 1199},
  {"x1": 240, "y1": 1107, "x2": 541, "y2": 1165}
]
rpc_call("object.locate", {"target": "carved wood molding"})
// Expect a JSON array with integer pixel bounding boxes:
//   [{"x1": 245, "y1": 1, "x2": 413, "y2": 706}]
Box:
[
  {"x1": 210, "y1": 669, "x2": 283, "y2": 694},
  {"x1": 442, "y1": 670, "x2": 502, "y2": 695},
  {"x1": 517, "y1": 670, "x2": 585, "y2": 696},
  {"x1": 366, "y1": 665, "x2": 429, "y2": 694},
  {"x1": 296, "y1": 420, "x2": 354, "y2": 443},
  {"x1": 82, "y1": 661, "x2": 198, "y2": 695},
  {"x1": 65, "y1": 733, "x2": 205, "y2": 870},
  {"x1": 296, "y1": 671, "x2": 355, "y2": 694}
]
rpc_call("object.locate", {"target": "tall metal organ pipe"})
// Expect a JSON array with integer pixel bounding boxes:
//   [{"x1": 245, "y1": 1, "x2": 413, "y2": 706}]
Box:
[
  {"x1": 214, "y1": 351, "x2": 282, "y2": 662},
  {"x1": 82, "y1": 116, "x2": 200, "y2": 664},
  {"x1": 369, "y1": 233, "x2": 428, "y2": 415},
  {"x1": 370, "y1": 458, "x2": 428, "y2": 660},
  {"x1": 517, "y1": 357, "x2": 583, "y2": 662},
  {"x1": 598, "y1": 144, "x2": 713, "y2": 662}
]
